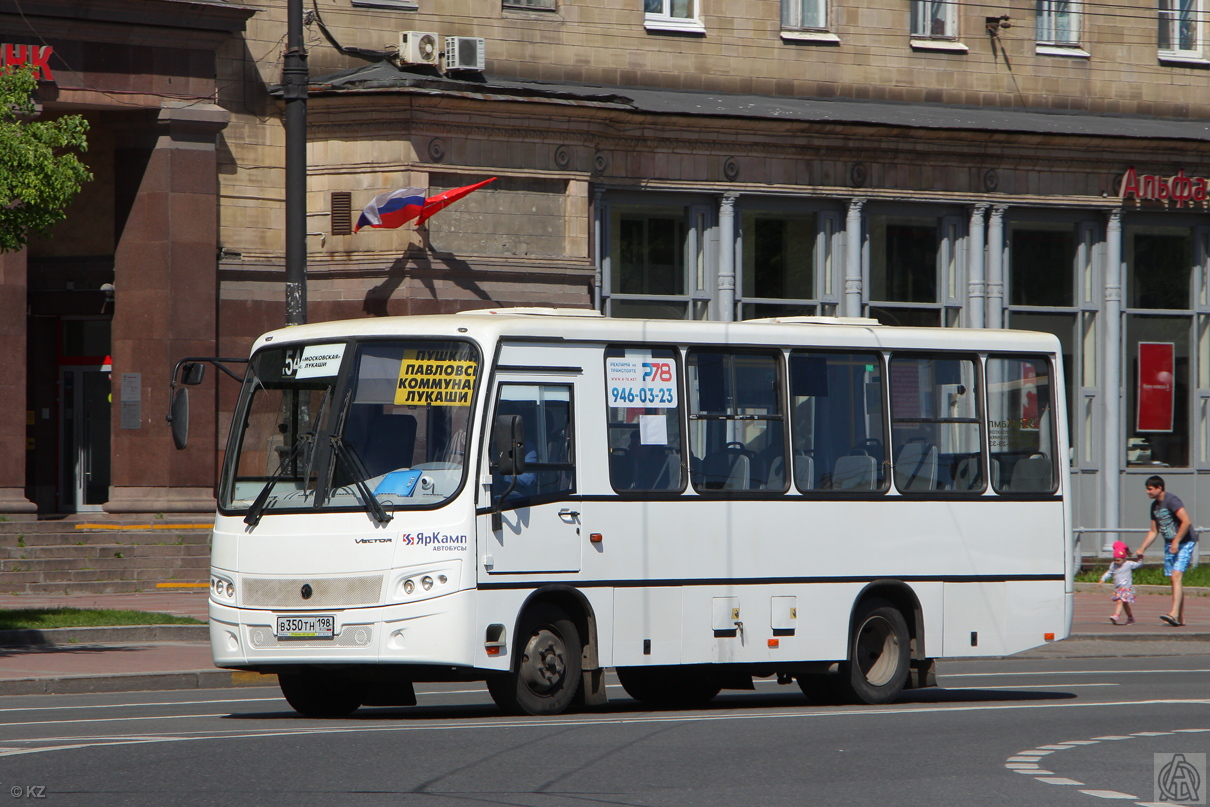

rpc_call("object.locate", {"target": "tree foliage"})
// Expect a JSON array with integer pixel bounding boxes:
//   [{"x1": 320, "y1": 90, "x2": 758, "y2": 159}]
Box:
[{"x1": 0, "y1": 65, "x2": 92, "y2": 254}]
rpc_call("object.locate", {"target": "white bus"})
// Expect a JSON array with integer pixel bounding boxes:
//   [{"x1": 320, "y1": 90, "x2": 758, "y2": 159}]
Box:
[{"x1": 180, "y1": 309, "x2": 1073, "y2": 717}]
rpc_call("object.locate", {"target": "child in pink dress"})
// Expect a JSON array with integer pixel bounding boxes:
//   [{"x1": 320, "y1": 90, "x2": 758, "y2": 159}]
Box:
[{"x1": 1100, "y1": 540, "x2": 1143, "y2": 625}]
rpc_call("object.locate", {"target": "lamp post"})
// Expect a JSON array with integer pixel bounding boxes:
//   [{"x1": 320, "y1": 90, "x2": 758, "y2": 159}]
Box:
[{"x1": 282, "y1": 0, "x2": 308, "y2": 325}]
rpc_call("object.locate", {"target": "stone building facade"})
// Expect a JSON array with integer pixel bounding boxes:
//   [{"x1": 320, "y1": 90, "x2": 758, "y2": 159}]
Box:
[{"x1": 5, "y1": 0, "x2": 1210, "y2": 542}]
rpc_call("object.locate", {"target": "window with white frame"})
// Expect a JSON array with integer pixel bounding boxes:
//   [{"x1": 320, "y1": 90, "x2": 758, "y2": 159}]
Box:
[
  {"x1": 911, "y1": 0, "x2": 957, "y2": 38},
  {"x1": 644, "y1": 0, "x2": 704, "y2": 32},
  {"x1": 1159, "y1": 0, "x2": 1204, "y2": 57},
  {"x1": 1037, "y1": 0, "x2": 1079, "y2": 45},
  {"x1": 783, "y1": 0, "x2": 827, "y2": 30}
]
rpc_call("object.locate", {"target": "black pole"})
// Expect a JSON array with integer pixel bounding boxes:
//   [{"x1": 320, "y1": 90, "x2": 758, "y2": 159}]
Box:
[{"x1": 283, "y1": 0, "x2": 308, "y2": 325}]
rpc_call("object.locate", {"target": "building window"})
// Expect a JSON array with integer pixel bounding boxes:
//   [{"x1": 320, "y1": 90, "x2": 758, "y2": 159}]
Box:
[
  {"x1": 868, "y1": 215, "x2": 953, "y2": 327},
  {"x1": 1037, "y1": 0, "x2": 1080, "y2": 45},
  {"x1": 606, "y1": 204, "x2": 711, "y2": 320},
  {"x1": 1159, "y1": 0, "x2": 1204, "y2": 57},
  {"x1": 505, "y1": 0, "x2": 555, "y2": 7},
  {"x1": 1126, "y1": 225, "x2": 1197, "y2": 467},
  {"x1": 644, "y1": 0, "x2": 705, "y2": 32},
  {"x1": 911, "y1": 0, "x2": 957, "y2": 38},
  {"x1": 783, "y1": 0, "x2": 827, "y2": 29},
  {"x1": 740, "y1": 212, "x2": 819, "y2": 320}
]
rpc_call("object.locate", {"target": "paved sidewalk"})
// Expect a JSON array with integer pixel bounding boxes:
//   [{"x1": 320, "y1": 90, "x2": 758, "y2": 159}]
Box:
[{"x1": 0, "y1": 586, "x2": 1206, "y2": 697}]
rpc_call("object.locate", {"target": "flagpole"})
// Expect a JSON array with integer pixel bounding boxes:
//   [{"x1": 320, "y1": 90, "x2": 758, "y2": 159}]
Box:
[{"x1": 282, "y1": 0, "x2": 308, "y2": 325}]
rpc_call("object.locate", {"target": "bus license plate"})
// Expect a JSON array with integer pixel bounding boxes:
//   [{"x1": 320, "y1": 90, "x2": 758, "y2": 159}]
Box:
[{"x1": 275, "y1": 615, "x2": 335, "y2": 639}]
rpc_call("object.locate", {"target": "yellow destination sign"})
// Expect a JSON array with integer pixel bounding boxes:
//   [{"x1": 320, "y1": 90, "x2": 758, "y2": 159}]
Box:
[{"x1": 394, "y1": 352, "x2": 476, "y2": 406}]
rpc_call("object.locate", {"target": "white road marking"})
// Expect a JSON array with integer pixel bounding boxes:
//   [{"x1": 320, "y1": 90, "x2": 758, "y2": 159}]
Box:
[
  {"x1": 1007, "y1": 727, "x2": 1210, "y2": 806},
  {"x1": 946, "y1": 683, "x2": 1117, "y2": 690},
  {"x1": 1015, "y1": 769, "x2": 1055, "y2": 775},
  {"x1": 941, "y1": 669, "x2": 1210, "y2": 678}
]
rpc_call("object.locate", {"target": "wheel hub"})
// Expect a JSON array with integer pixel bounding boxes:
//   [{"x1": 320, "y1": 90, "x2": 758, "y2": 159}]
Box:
[
  {"x1": 520, "y1": 628, "x2": 566, "y2": 693},
  {"x1": 855, "y1": 616, "x2": 899, "y2": 686}
]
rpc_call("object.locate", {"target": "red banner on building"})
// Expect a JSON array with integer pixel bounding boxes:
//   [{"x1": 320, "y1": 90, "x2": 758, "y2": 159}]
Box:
[{"x1": 1137, "y1": 342, "x2": 1175, "y2": 433}]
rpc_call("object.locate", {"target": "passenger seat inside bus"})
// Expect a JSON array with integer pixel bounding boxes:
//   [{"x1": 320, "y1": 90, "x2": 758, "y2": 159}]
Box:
[
  {"x1": 1008, "y1": 454, "x2": 1053, "y2": 492},
  {"x1": 894, "y1": 438, "x2": 939, "y2": 491},
  {"x1": 831, "y1": 452, "x2": 877, "y2": 490},
  {"x1": 700, "y1": 444, "x2": 760, "y2": 490}
]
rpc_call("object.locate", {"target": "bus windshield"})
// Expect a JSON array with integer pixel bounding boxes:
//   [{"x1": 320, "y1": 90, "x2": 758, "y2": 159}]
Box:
[{"x1": 221, "y1": 339, "x2": 479, "y2": 516}]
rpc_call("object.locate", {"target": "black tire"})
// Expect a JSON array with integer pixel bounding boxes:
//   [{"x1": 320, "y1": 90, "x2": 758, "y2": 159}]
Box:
[
  {"x1": 279, "y1": 669, "x2": 364, "y2": 718},
  {"x1": 488, "y1": 603, "x2": 581, "y2": 716},
  {"x1": 616, "y1": 665, "x2": 722, "y2": 709},
  {"x1": 833, "y1": 598, "x2": 910, "y2": 705}
]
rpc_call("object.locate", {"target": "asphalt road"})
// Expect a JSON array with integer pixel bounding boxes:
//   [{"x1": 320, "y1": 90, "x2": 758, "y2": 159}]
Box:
[{"x1": 1, "y1": 655, "x2": 1208, "y2": 807}]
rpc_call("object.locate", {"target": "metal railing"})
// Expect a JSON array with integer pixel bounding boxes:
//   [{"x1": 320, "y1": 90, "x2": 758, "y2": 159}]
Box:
[{"x1": 1072, "y1": 526, "x2": 1203, "y2": 567}]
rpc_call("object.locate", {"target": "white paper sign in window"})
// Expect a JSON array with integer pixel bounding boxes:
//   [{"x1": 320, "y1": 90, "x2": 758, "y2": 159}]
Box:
[{"x1": 293, "y1": 344, "x2": 347, "y2": 379}]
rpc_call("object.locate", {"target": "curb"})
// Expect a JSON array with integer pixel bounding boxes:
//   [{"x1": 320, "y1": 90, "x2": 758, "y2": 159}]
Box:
[
  {"x1": 0, "y1": 624, "x2": 209, "y2": 647},
  {"x1": 0, "y1": 669, "x2": 278, "y2": 697},
  {"x1": 1068, "y1": 632, "x2": 1210, "y2": 642}
]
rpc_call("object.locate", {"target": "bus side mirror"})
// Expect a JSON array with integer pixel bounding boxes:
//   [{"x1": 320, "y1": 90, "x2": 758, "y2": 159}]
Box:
[
  {"x1": 493, "y1": 414, "x2": 526, "y2": 475},
  {"x1": 181, "y1": 362, "x2": 206, "y2": 385},
  {"x1": 169, "y1": 387, "x2": 189, "y2": 450}
]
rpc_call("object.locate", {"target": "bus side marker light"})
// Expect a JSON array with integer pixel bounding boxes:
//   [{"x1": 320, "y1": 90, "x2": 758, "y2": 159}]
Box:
[
  {"x1": 768, "y1": 639, "x2": 779, "y2": 648},
  {"x1": 1044, "y1": 633, "x2": 1055, "y2": 642},
  {"x1": 486, "y1": 645, "x2": 503, "y2": 656},
  {"x1": 590, "y1": 533, "x2": 603, "y2": 543}
]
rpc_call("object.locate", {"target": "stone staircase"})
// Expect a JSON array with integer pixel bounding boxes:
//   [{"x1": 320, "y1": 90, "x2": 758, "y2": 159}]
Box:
[{"x1": 0, "y1": 518, "x2": 212, "y2": 595}]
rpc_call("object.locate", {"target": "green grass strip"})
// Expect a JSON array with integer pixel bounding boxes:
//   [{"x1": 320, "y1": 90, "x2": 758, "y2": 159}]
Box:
[
  {"x1": 1075, "y1": 564, "x2": 1210, "y2": 587},
  {"x1": 0, "y1": 608, "x2": 204, "y2": 631}
]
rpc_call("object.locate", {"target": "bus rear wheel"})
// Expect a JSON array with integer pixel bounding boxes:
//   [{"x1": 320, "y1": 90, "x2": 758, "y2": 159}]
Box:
[
  {"x1": 279, "y1": 669, "x2": 364, "y2": 718},
  {"x1": 488, "y1": 603, "x2": 581, "y2": 716},
  {"x1": 616, "y1": 665, "x2": 721, "y2": 709},
  {"x1": 834, "y1": 598, "x2": 910, "y2": 705}
]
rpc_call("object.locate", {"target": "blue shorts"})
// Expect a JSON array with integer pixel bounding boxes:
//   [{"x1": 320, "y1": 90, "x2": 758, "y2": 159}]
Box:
[{"x1": 1164, "y1": 541, "x2": 1196, "y2": 576}]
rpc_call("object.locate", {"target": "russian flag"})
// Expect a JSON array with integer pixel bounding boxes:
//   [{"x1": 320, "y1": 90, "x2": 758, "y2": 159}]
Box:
[{"x1": 353, "y1": 187, "x2": 426, "y2": 232}]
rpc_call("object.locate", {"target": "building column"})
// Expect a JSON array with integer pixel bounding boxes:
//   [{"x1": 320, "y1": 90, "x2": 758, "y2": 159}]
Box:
[
  {"x1": 1101, "y1": 208, "x2": 1124, "y2": 547},
  {"x1": 718, "y1": 193, "x2": 738, "y2": 322},
  {"x1": 105, "y1": 103, "x2": 230, "y2": 514},
  {"x1": 986, "y1": 206, "x2": 1006, "y2": 329},
  {"x1": 967, "y1": 204, "x2": 988, "y2": 329},
  {"x1": 0, "y1": 248, "x2": 36, "y2": 519},
  {"x1": 592, "y1": 186, "x2": 606, "y2": 311},
  {"x1": 844, "y1": 198, "x2": 865, "y2": 318}
]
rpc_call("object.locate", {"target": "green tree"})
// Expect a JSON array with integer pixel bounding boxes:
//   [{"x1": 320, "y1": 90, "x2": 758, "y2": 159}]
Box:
[{"x1": 0, "y1": 65, "x2": 91, "y2": 254}]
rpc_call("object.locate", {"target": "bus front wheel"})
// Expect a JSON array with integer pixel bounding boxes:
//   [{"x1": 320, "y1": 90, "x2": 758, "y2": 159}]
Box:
[
  {"x1": 835, "y1": 598, "x2": 910, "y2": 705},
  {"x1": 278, "y1": 669, "x2": 364, "y2": 718},
  {"x1": 488, "y1": 603, "x2": 582, "y2": 716}
]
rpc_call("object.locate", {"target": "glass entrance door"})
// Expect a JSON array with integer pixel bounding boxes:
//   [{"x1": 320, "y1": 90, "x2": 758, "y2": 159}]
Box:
[{"x1": 60, "y1": 367, "x2": 111, "y2": 512}]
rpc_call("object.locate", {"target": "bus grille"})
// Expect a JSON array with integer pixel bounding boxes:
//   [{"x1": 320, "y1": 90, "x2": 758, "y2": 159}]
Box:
[
  {"x1": 248, "y1": 625, "x2": 374, "y2": 649},
  {"x1": 242, "y1": 575, "x2": 384, "y2": 608}
]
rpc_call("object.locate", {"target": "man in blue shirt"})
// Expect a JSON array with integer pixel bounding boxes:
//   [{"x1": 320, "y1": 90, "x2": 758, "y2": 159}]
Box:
[{"x1": 1138, "y1": 475, "x2": 1197, "y2": 627}]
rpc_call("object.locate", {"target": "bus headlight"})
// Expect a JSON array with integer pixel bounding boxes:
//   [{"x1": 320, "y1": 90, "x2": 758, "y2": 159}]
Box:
[
  {"x1": 211, "y1": 574, "x2": 235, "y2": 602},
  {"x1": 394, "y1": 563, "x2": 460, "y2": 601}
]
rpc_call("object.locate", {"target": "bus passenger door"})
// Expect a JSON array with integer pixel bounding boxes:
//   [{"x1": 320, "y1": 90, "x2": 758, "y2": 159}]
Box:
[{"x1": 481, "y1": 375, "x2": 581, "y2": 574}]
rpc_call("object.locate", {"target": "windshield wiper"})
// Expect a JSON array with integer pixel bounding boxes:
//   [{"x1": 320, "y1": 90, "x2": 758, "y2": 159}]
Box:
[
  {"x1": 330, "y1": 436, "x2": 393, "y2": 525},
  {"x1": 244, "y1": 431, "x2": 314, "y2": 528}
]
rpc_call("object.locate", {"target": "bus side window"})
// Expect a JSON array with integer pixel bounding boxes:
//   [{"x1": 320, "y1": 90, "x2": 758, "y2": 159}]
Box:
[
  {"x1": 987, "y1": 356, "x2": 1057, "y2": 494},
  {"x1": 789, "y1": 352, "x2": 887, "y2": 493},
  {"x1": 687, "y1": 350, "x2": 786, "y2": 493},
  {"x1": 605, "y1": 346, "x2": 685, "y2": 493},
  {"x1": 889, "y1": 355, "x2": 983, "y2": 494},
  {"x1": 491, "y1": 383, "x2": 575, "y2": 504}
]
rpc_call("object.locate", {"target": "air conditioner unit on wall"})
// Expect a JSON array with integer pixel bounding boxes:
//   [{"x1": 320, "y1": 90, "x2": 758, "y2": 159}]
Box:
[
  {"x1": 398, "y1": 31, "x2": 439, "y2": 65},
  {"x1": 444, "y1": 36, "x2": 486, "y2": 71}
]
